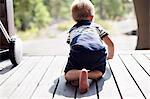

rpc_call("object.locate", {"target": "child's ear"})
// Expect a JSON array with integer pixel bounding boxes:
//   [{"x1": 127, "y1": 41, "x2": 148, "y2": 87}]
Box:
[{"x1": 87, "y1": 16, "x2": 93, "y2": 21}]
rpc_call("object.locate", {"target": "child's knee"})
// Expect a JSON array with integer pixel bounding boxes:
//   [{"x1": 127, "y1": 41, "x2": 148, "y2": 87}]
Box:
[
  {"x1": 64, "y1": 71, "x2": 76, "y2": 81},
  {"x1": 64, "y1": 73, "x2": 70, "y2": 80},
  {"x1": 95, "y1": 71, "x2": 103, "y2": 79}
]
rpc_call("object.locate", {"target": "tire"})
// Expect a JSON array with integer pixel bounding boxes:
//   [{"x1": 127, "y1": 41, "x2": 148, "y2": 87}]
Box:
[{"x1": 9, "y1": 37, "x2": 23, "y2": 66}]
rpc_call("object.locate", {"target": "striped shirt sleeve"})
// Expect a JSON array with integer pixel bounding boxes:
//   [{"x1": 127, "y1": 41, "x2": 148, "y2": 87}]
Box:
[
  {"x1": 94, "y1": 24, "x2": 109, "y2": 39},
  {"x1": 66, "y1": 32, "x2": 71, "y2": 44}
]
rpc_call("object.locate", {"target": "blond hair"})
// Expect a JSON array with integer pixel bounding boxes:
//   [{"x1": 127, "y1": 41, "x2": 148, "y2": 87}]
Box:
[{"x1": 71, "y1": 0, "x2": 95, "y2": 22}]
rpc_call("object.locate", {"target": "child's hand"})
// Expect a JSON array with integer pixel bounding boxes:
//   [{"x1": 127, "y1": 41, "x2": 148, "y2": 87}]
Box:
[{"x1": 107, "y1": 53, "x2": 114, "y2": 60}]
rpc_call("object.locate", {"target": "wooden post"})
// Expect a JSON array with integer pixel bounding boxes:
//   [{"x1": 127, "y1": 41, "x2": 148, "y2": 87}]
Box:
[{"x1": 133, "y1": 0, "x2": 150, "y2": 50}]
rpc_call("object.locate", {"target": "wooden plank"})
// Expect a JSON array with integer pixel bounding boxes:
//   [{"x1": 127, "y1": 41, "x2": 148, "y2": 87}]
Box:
[
  {"x1": 31, "y1": 56, "x2": 67, "y2": 99},
  {"x1": 144, "y1": 54, "x2": 150, "y2": 60},
  {"x1": 0, "y1": 57, "x2": 29, "y2": 85},
  {"x1": 132, "y1": 54, "x2": 150, "y2": 76},
  {"x1": 53, "y1": 56, "x2": 76, "y2": 99},
  {"x1": 97, "y1": 64, "x2": 121, "y2": 99},
  {"x1": 109, "y1": 55, "x2": 145, "y2": 99},
  {"x1": 120, "y1": 54, "x2": 150, "y2": 98},
  {"x1": 0, "y1": 56, "x2": 42, "y2": 98},
  {"x1": 9, "y1": 56, "x2": 54, "y2": 99},
  {"x1": 117, "y1": 50, "x2": 150, "y2": 55}
]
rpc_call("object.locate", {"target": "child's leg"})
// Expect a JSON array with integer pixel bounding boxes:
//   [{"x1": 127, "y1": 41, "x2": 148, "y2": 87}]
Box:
[
  {"x1": 65, "y1": 69, "x2": 81, "y2": 81},
  {"x1": 88, "y1": 70, "x2": 103, "y2": 80},
  {"x1": 65, "y1": 69, "x2": 103, "y2": 81},
  {"x1": 65, "y1": 69, "x2": 103, "y2": 93},
  {"x1": 65, "y1": 69, "x2": 81, "y2": 87},
  {"x1": 79, "y1": 69, "x2": 103, "y2": 93}
]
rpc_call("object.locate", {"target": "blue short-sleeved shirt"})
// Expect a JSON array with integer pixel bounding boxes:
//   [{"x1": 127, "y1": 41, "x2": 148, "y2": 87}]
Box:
[
  {"x1": 64, "y1": 20, "x2": 108, "y2": 73},
  {"x1": 67, "y1": 20, "x2": 108, "y2": 51}
]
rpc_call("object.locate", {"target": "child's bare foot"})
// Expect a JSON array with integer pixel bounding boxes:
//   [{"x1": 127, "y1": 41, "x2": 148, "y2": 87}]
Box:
[{"x1": 79, "y1": 68, "x2": 89, "y2": 94}]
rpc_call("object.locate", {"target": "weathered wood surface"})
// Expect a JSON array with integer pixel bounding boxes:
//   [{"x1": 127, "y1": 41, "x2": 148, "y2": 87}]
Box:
[{"x1": 0, "y1": 51, "x2": 150, "y2": 99}]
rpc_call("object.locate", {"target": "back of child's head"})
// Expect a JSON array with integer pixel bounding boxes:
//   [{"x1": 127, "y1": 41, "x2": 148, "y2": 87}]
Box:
[{"x1": 71, "y1": 0, "x2": 95, "y2": 22}]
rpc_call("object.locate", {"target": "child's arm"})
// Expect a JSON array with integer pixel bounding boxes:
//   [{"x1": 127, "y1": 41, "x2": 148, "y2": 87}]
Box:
[{"x1": 102, "y1": 35, "x2": 114, "y2": 60}]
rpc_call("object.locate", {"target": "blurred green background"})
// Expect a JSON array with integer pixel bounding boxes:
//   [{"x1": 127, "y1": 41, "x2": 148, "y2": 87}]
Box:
[{"x1": 14, "y1": 0, "x2": 134, "y2": 40}]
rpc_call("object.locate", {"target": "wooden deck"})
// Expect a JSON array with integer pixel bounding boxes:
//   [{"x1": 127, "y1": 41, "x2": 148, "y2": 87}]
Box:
[{"x1": 0, "y1": 51, "x2": 150, "y2": 99}]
